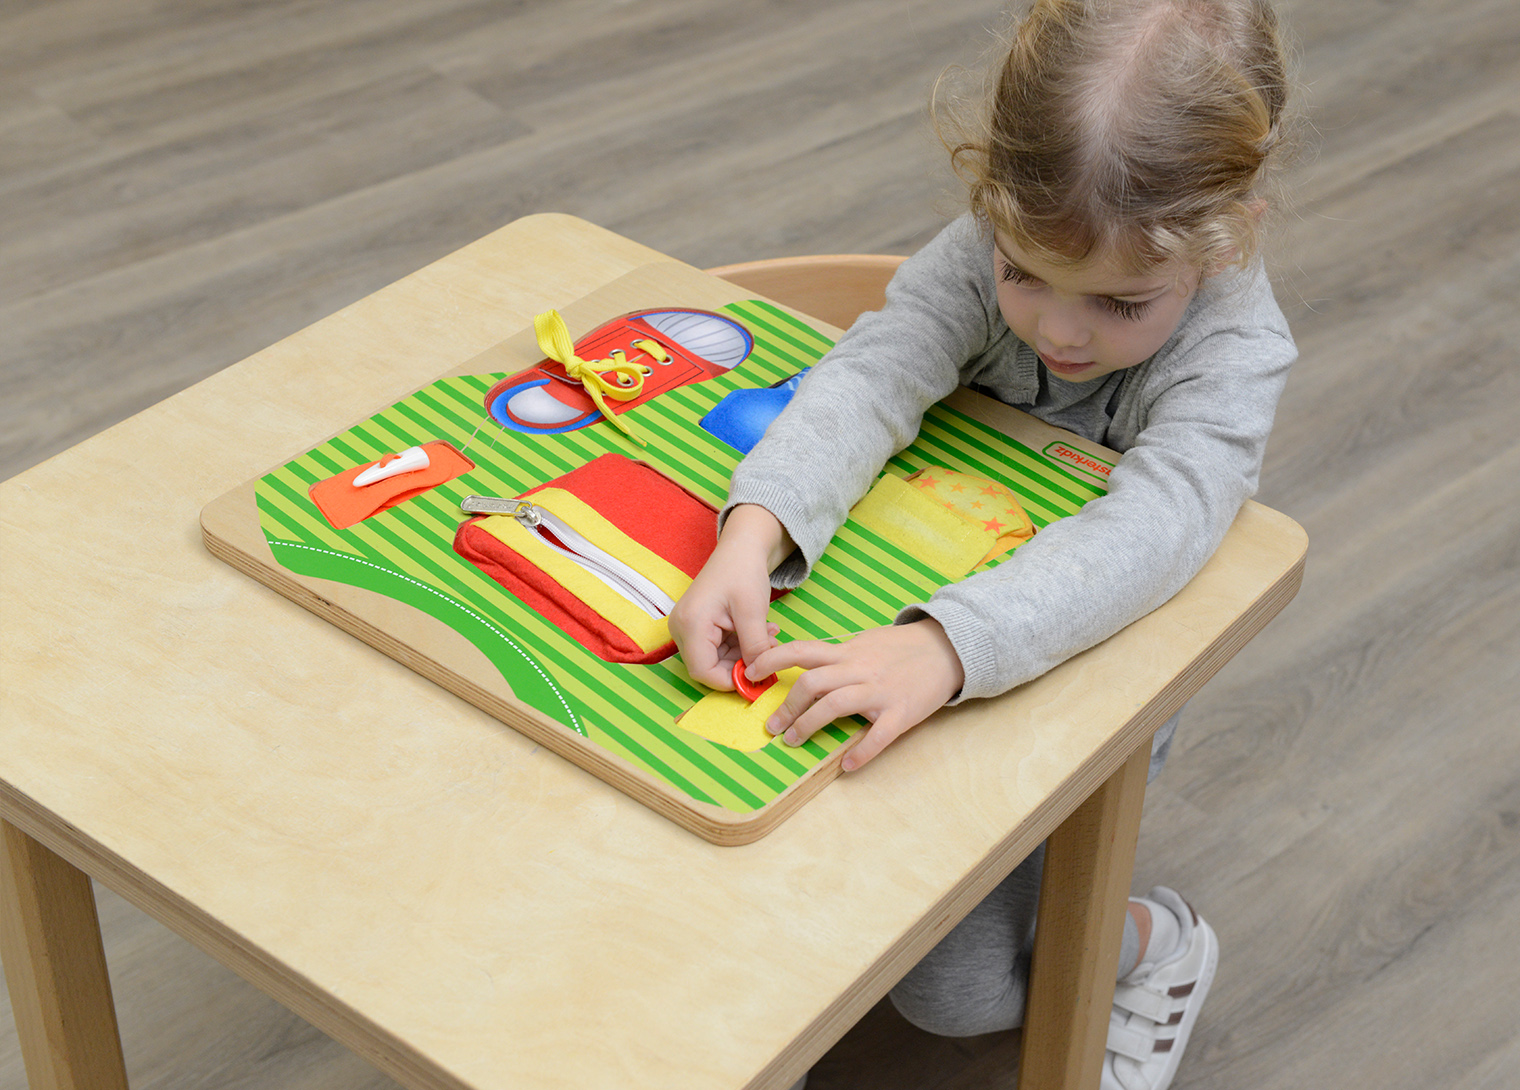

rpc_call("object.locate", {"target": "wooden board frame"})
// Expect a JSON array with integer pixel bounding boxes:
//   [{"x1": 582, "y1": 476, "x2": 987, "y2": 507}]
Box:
[{"x1": 202, "y1": 261, "x2": 1125, "y2": 844}]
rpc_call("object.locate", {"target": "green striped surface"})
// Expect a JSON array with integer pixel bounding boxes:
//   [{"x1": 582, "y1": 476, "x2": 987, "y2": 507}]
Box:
[{"x1": 254, "y1": 300, "x2": 1108, "y2": 813}]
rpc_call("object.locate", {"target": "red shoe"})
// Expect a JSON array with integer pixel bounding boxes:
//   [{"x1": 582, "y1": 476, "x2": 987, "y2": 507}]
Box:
[{"x1": 485, "y1": 309, "x2": 753, "y2": 435}]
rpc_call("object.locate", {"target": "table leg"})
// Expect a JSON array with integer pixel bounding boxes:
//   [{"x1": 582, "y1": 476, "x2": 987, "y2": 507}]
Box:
[
  {"x1": 1020, "y1": 742, "x2": 1151, "y2": 1090},
  {"x1": 0, "y1": 819, "x2": 130, "y2": 1090}
]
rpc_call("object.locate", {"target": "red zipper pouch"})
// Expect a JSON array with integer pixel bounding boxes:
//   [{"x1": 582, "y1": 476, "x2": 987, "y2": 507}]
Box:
[{"x1": 453, "y1": 454, "x2": 718, "y2": 664}]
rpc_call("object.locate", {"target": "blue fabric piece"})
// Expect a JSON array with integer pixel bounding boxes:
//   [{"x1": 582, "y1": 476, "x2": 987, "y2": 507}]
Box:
[{"x1": 699, "y1": 370, "x2": 809, "y2": 454}]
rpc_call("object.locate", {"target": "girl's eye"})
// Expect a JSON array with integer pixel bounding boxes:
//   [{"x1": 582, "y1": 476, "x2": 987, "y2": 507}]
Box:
[
  {"x1": 999, "y1": 261, "x2": 1039, "y2": 286},
  {"x1": 1102, "y1": 296, "x2": 1154, "y2": 322}
]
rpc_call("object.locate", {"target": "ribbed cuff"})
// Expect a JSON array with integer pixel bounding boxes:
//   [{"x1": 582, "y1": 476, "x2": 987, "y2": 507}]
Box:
[
  {"x1": 895, "y1": 597, "x2": 1005, "y2": 704},
  {"x1": 721, "y1": 480, "x2": 839, "y2": 591}
]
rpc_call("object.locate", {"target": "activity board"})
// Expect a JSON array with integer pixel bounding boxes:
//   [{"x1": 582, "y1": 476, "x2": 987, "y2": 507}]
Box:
[{"x1": 202, "y1": 262, "x2": 1118, "y2": 844}]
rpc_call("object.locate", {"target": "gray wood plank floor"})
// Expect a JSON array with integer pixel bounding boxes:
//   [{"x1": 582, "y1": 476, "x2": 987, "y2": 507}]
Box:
[{"x1": 3, "y1": 1, "x2": 1518, "y2": 1088}]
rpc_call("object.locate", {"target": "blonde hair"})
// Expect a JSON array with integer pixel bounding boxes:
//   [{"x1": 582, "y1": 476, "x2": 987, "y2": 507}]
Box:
[{"x1": 941, "y1": 0, "x2": 1292, "y2": 274}]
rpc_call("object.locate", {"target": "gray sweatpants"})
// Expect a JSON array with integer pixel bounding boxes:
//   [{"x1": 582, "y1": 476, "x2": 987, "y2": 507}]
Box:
[{"x1": 889, "y1": 712, "x2": 1179, "y2": 1037}]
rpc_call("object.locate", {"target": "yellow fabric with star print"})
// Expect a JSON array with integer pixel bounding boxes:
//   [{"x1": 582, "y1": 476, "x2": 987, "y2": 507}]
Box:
[
  {"x1": 848, "y1": 467, "x2": 1036, "y2": 579},
  {"x1": 902, "y1": 466, "x2": 1035, "y2": 564}
]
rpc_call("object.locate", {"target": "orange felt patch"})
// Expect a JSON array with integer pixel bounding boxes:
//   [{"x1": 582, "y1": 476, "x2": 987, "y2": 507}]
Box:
[{"x1": 309, "y1": 441, "x2": 475, "y2": 530}]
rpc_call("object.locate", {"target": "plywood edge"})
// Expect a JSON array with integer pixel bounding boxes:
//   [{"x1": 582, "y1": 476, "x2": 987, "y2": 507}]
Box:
[
  {"x1": 200, "y1": 481, "x2": 825, "y2": 846},
  {"x1": 942, "y1": 386, "x2": 1121, "y2": 481},
  {"x1": 195, "y1": 263, "x2": 869, "y2": 845}
]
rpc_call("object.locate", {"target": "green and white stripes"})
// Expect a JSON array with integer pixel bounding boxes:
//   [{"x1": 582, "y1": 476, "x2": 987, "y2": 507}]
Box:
[{"x1": 254, "y1": 300, "x2": 1107, "y2": 813}]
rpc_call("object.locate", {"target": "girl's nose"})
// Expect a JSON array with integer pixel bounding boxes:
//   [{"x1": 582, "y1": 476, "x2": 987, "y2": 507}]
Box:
[{"x1": 1037, "y1": 304, "x2": 1090, "y2": 350}]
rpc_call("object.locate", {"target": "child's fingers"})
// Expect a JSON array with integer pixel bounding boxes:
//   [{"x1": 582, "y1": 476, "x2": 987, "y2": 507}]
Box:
[
  {"x1": 733, "y1": 610, "x2": 779, "y2": 675},
  {"x1": 840, "y1": 713, "x2": 914, "y2": 771},
  {"x1": 775, "y1": 688, "x2": 917, "y2": 772},
  {"x1": 675, "y1": 624, "x2": 736, "y2": 689},
  {"x1": 757, "y1": 622, "x2": 960, "y2": 769},
  {"x1": 768, "y1": 668, "x2": 857, "y2": 744},
  {"x1": 674, "y1": 617, "x2": 781, "y2": 691},
  {"x1": 747, "y1": 635, "x2": 846, "y2": 679},
  {"x1": 734, "y1": 622, "x2": 784, "y2": 681}
]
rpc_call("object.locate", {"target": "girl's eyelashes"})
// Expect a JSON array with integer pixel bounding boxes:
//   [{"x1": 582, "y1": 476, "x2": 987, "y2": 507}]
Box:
[
  {"x1": 998, "y1": 260, "x2": 1038, "y2": 285},
  {"x1": 998, "y1": 253, "x2": 1159, "y2": 321},
  {"x1": 1102, "y1": 296, "x2": 1155, "y2": 321}
]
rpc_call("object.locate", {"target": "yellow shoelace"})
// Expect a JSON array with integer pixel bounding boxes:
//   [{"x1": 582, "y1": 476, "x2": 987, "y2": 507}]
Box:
[{"x1": 533, "y1": 309, "x2": 657, "y2": 446}]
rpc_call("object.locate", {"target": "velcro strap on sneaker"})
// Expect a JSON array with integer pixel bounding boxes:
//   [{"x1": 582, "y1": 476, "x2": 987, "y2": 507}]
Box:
[
  {"x1": 1106, "y1": 1022, "x2": 1155, "y2": 1063},
  {"x1": 1112, "y1": 982, "x2": 1174, "y2": 1024}
]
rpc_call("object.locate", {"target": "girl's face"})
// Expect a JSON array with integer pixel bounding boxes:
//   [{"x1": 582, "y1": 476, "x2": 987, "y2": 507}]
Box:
[{"x1": 993, "y1": 233, "x2": 1201, "y2": 382}]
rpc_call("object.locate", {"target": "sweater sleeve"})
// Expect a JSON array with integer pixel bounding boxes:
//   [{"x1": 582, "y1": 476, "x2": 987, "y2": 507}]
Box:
[
  {"x1": 724, "y1": 215, "x2": 1000, "y2": 584},
  {"x1": 725, "y1": 216, "x2": 1295, "y2": 704},
  {"x1": 901, "y1": 306, "x2": 1296, "y2": 701}
]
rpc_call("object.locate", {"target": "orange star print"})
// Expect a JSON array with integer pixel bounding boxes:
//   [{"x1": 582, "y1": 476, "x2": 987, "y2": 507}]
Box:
[{"x1": 905, "y1": 466, "x2": 1036, "y2": 565}]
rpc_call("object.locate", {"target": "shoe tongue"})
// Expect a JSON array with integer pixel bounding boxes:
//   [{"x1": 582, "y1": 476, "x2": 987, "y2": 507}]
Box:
[{"x1": 1138, "y1": 896, "x2": 1185, "y2": 964}]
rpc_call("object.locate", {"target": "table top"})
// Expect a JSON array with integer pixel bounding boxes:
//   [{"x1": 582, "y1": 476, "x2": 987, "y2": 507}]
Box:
[{"x1": 0, "y1": 214, "x2": 1306, "y2": 1090}]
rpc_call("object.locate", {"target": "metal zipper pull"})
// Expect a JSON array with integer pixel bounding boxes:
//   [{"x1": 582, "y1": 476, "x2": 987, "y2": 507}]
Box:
[{"x1": 461, "y1": 495, "x2": 542, "y2": 527}]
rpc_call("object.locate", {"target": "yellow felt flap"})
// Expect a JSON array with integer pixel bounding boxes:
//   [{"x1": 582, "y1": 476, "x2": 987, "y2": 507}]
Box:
[
  {"x1": 678, "y1": 667, "x2": 807, "y2": 752},
  {"x1": 474, "y1": 498, "x2": 687, "y2": 654},
  {"x1": 904, "y1": 467, "x2": 1036, "y2": 565},
  {"x1": 525, "y1": 488, "x2": 694, "y2": 601},
  {"x1": 848, "y1": 474, "x2": 995, "y2": 579}
]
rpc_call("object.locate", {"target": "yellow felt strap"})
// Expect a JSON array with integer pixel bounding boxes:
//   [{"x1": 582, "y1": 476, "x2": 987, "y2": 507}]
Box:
[
  {"x1": 534, "y1": 309, "x2": 646, "y2": 445},
  {"x1": 848, "y1": 474, "x2": 996, "y2": 579},
  {"x1": 474, "y1": 487, "x2": 694, "y2": 653},
  {"x1": 678, "y1": 668, "x2": 806, "y2": 751},
  {"x1": 524, "y1": 489, "x2": 694, "y2": 602}
]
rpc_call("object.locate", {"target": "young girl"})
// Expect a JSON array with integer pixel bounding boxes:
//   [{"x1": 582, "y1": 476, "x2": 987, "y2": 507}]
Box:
[{"x1": 670, "y1": 0, "x2": 1295, "y2": 1085}]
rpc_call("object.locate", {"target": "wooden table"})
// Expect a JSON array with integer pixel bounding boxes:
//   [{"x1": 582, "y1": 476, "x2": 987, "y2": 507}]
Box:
[{"x1": 0, "y1": 214, "x2": 1306, "y2": 1090}]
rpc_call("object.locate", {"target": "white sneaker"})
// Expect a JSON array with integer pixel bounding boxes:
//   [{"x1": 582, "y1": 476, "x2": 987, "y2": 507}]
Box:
[{"x1": 1101, "y1": 887, "x2": 1218, "y2": 1090}]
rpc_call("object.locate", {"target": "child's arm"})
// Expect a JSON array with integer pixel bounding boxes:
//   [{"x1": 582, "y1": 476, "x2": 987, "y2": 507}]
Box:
[
  {"x1": 744, "y1": 619, "x2": 966, "y2": 771},
  {"x1": 684, "y1": 219, "x2": 1293, "y2": 769},
  {"x1": 726, "y1": 229, "x2": 1294, "y2": 711},
  {"x1": 668, "y1": 504, "x2": 793, "y2": 690},
  {"x1": 721, "y1": 219, "x2": 995, "y2": 585}
]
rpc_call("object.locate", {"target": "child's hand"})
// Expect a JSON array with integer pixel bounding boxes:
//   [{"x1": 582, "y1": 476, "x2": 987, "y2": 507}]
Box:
[
  {"x1": 748, "y1": 619, "x2": 965, "y2": 771},
  {"x1": 669, "y1": 505, "x2": 791, "y2": 690}
]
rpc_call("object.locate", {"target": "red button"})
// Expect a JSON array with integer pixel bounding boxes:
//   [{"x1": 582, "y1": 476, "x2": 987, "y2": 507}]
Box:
[{"x1": 732, "y1": 659, "x2": 777, "y2": 702}]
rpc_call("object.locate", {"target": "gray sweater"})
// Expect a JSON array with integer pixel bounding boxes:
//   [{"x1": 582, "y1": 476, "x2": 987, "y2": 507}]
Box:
[{"x1": 726, "y1": 214, "x2": 1296, "y2": 702}]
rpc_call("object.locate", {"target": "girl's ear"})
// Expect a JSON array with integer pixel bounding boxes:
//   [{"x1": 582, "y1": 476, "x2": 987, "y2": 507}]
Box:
[
  {"x1": 1204, "y1": 251, "x2": 1237, "y2": 278},
  {"x1": 1206, "y1": 199, "x2": 1269, "y2": 276}
]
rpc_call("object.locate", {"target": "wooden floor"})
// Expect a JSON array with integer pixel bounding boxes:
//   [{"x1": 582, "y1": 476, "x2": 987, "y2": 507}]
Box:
[{"x1": 3, "y1": 0, "x2": 1518, "y2": 1087}]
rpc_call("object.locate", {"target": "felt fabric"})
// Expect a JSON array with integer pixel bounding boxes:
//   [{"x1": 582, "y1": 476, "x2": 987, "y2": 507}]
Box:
[
  {"x1": 677, "y1": 668, "x2": 805, "y2": 751},
  {"x1": 534, "y1": 309, "x2": 649, "y2": 445},
  {"x1": 486, "y1": 309, "x2": 750, "y2": 438},
  {"x1": 699, "y1": 369, "x2": 809, "y2": 454},
  {"x1": 902, "y1": 467, "x2": 1035, "y2": 565},
  {"x1": 471, "y1": 488, "x2": 694, "y2": 656},
  {"x1": 454, "y1": 455, "x2": 718, "y2": 664},
  {"x1": 848, "y1": 474, "x2": 997, "y2": 580},
  {"x1": 535, "y1": 454, "x2": 718, "y2": 577},
  {"x1": 476, "y1": 488, "x2": 696, "y2": 600},
  {"x1": 310, "y1": 441, "x2": 475, "y2": 530}
]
